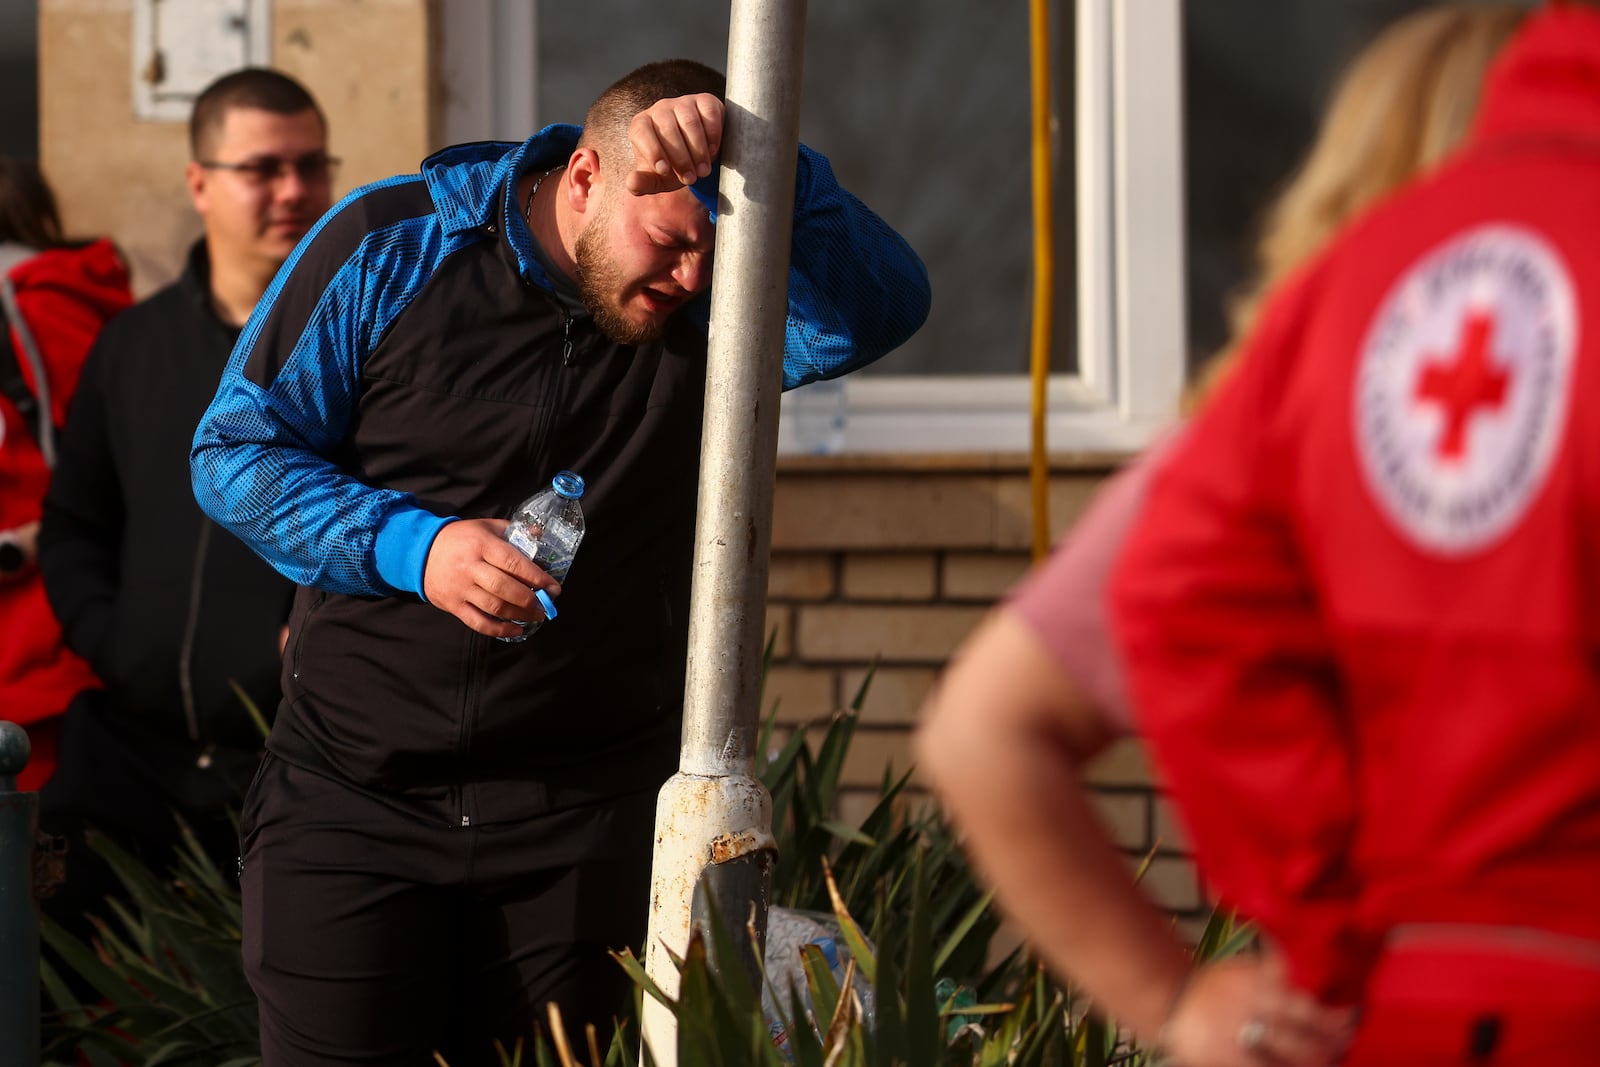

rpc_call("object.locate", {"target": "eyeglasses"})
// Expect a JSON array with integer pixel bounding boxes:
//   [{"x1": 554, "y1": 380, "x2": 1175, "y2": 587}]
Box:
[{"x1": 198, "y1": 152, "x2": 340, "y2": 186}]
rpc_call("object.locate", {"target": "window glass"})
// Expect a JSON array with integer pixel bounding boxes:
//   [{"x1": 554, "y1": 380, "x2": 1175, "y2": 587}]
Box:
[
  {"x1": 539, "y1": 2, "x2": 1529, "y2": 388},
  {"x1": 1182, "y1": 0, "x2": 1532, "y2": 370},
  {"x1": 538, "y1": 1, "x2": 1075, "y2": 377}
]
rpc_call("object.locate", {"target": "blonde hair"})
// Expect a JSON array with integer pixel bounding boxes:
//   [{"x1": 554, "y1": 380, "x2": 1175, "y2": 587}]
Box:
[{"x1": 1189, "y1": 3, "x2": 1527, "y2": 409}]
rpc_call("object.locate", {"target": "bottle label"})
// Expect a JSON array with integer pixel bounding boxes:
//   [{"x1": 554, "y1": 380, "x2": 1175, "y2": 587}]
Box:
[{"x1": 507, "y1": 521, "x2": 578, "y2": 580}]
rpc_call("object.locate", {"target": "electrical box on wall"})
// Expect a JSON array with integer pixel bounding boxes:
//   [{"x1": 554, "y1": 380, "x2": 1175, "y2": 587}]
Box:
[{"x1": 132, "y1": 0, "x2": 271, "y2": 122}]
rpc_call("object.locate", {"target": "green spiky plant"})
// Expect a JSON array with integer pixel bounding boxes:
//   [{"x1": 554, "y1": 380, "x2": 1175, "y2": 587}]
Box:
[
  {"x1": 754, "y1": 643, "x2": 1004, "y2": 990},
  {"x1": 38, "y1": 647, "x2": 1250, "y2": 1067},
  {"x1": 587, "y1": 643, "x2": 1256, "y2": 1067},
  {"x1": 39, "y1": 825, "x2": 258, "y2": 1067},
  {"x1": 610, "y1": 842, "x2": 1254, "y2": 1067}
]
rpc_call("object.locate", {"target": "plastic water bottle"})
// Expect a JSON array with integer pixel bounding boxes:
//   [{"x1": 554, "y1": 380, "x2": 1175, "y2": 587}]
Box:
[
  {"x1": 790, "y1": 377, "x2": 848, "y2": 454},
  {"x1": 809, "y1": 936, "x2": 849, "y2": 1017},
  {"x1": 759, "y1": 933, "x2": 874, "y2": 1060},
  {"x1": 496, "y1": 470, "x2": 585, "y2": 643},
  {"x1": 759, "y1": 982, "x2": 792, "y2": 1058},
  {"x1": 761, "y1": 908, "x2": 878, "y2": 1057},
  {"x1": 760, "y1": 937, "x2": 844, "y2": 1060}
]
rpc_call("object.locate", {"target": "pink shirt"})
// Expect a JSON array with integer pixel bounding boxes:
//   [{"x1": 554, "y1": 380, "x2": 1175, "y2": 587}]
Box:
[{"x1": 1007, "y1": 436, "x2": 1176, "y2": 735}]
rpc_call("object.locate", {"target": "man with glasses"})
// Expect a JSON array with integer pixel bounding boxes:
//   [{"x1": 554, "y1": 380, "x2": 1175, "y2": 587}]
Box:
[{"x1": 36, "y1": 69, "x2": 333, "y2": 911}]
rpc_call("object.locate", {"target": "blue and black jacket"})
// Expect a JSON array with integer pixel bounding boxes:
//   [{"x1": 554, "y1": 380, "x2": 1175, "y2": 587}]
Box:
[{"x1": 190, "y1": 124, "x2": 930, "y2": 826}]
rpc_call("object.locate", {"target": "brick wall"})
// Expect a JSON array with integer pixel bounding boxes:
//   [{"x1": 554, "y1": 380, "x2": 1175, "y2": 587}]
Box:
[{"x1": 762, "y1": 452, "x2": 1210, "y2": 934}]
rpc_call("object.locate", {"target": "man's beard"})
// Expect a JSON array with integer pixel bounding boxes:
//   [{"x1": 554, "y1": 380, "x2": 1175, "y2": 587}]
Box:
[{"x1": 574, "y1": 205, "x2": 666, "y2": 346}]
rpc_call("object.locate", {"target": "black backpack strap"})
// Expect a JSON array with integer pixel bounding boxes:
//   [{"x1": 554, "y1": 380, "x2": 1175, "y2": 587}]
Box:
[{"x1": 0, "y1": 246, "x2": 56, "y2": 467}]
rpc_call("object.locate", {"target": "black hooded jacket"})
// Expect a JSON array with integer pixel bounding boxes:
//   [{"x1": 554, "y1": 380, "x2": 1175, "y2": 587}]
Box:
[{"x1": 40, "y1": 241, "x2": 293, "y2": 769}]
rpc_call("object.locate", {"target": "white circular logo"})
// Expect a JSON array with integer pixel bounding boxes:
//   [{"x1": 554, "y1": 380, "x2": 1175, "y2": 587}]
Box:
[{"x1": 1354, "y1": 224, "x2": 1576, "y2": 555}]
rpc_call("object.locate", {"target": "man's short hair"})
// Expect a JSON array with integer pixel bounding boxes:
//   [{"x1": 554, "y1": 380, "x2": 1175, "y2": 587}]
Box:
[
  {"x1": 580, "y1": 60, "x2": 727, "y2": 179},
  {"x1": 189, "y1": 68, "x2": 325, "y2": 160}
]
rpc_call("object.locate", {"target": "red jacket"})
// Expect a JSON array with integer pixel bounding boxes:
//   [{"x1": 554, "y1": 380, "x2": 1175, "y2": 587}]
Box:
[
  {"x1": 1, "y1": 239, "x2": 131, "y2": 730},
  {"x1": 1112, "y1": 8, "x2": 1600, "y2": 1004}
]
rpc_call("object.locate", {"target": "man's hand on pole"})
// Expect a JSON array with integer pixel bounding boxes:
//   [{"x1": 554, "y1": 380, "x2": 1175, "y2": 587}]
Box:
[{"x1": 626, "y1": 93, "x2": 724, "y2": 195}]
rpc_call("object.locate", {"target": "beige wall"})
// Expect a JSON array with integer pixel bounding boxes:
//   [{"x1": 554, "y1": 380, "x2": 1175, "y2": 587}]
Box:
[{"x1": 40, "y1": 0, "x2": 436, "y2": 296}]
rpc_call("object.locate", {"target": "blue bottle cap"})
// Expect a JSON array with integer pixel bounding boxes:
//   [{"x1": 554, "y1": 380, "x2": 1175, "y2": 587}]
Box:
[
  {"x1": 535, "y1": 588, "x2": 558, "y2": 621},
  {"x1": 552, "y1": 470, "x2": 585, "y2": 500},
  {"x1": 809, "y1": 936, "x2": 840, "y2": 970}
]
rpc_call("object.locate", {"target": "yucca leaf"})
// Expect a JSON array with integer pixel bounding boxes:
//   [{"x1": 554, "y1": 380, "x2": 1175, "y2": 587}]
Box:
[
  {"x1": 847, "y1": 662, "x2": 877, "y2": 713},
  {"x1": 606, "y1": 1010, "x2": 633, "y2": 1067},
  {"x1": 1130, "y1": 844, "x2": 1158, "y2": 885},
  {"x1": 38, "y1": 914, "x2": 156, "y2": 1022},
  {"x1": 941, "y1": 1001, "x2": 1014, "y2": 1017},
  {"x1": 695, "y1": 886, "x2": 762, "y2": 1021},
  {"x1": 816, "y1": 956, "x2": 858, "y2": 1059},
  {"x1": 798, "y1": 941, "x2": 843, "y2": 1034},
  {"x1": 865, "y1": 887, "x2": 905, "y2": 1063},
  {"x1": 1214, "y1": 921, "x2": 1257, "y2": 961},
  {"x1": 670, "y1": 932, "x2": 718, "y2": 1060},
  {"x1": 784, "y1": 982, "x2": 826, "y2": 1067},
  {"x1": 809, "y1": 713, "x2": 857, "y2": 818},
  {"x1": 903, "y1": 849, "x2": 938, "y2": 1067},
  {"x1": 820, "y1": 859, "x2": 876, "y2": 988},
  {"x1": 1082, "y1": 1010, "x2": 1114, "y2": 1067},
  {"x1": 150, "y1": 999, "x2": 259, "y2": 1039},
  {"x1": 39, "y1": 954, "x2": 92, "y2": 1027},
  {"x1": 819, "y1": 820, "x2": 875, "y2": 847},
  {"x1": 79, "y1": 1043, "x2": 140, "y2": 1067},
  {"x1": 609, "y1": 949, "x2": 675, "y2": 1011},
  {"x1": 143, "y1": 1040, "x2": 211, "y2": 1066},
  {"x1": 228, "y1": 678, "x2": 273, "y2": 741}
]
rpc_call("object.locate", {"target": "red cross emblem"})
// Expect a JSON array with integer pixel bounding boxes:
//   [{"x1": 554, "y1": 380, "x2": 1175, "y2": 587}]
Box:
[{"x1": 1414, "y1": 312, "x2": 1510, "y2": 461}]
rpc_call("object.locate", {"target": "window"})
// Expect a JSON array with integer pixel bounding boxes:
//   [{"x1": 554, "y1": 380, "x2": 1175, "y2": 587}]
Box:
[
  {"x1": 1182, "y1": 0, "x2": 1501, "y2": 360},
  {"x1": 442, "y1": 2, "x2": 1465, "y2": 454},
  {"x1": 538, "y1": 1, "x2": 1185, "y2": 455}
]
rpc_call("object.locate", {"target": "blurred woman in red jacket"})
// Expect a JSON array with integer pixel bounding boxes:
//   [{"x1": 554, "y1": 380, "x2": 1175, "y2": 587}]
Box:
[
  {"x1": 0, "y1": 158, "x2": 132, "y2": 790},
  {"x1": 918, "y1": 5, "x2": 1529, "y2": 1065}
]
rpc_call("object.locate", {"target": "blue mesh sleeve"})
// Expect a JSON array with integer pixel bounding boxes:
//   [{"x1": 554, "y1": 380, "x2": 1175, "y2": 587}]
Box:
[
  {"x1": 686, "y1": 145, "x2": 931, "y2": 390},
  {"x1": 782, "y1": 146, "x2": 930, "y2": 388},
  {"x1": 191, "y1": 182, "x2": 452, "y2": 598}
]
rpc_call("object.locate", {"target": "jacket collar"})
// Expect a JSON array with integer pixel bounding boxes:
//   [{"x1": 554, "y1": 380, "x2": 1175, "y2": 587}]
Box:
[
  {"x1": 1473, "y1": 6, "x2": 1600, "y2": 147},
  {"x1": 176, "y1": 239, "x2": 240, "y2": 338},
  {"x1": 420, "y1": 124, "x2": 581, "y2": 285},
  {"x1": 177, "y1": 238, "x2": 211, "y2": 310}
]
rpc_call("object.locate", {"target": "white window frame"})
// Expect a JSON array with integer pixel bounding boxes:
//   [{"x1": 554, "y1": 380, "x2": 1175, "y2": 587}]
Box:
[
  {"x1": 780, "y1": 0, "x2": 1187, "y2": 455},
  {"x1": 445, "y1": 0, "x2": 1187, "y2": 456}
]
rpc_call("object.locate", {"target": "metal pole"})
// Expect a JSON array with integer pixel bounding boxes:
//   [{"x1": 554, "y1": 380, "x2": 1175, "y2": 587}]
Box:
[
  {"x1": 0, "y1": 722, "x2": 39, "y2": 1067},
  {"x1": 640, "y1": 1, "x2": 805, "y2": 1062}
]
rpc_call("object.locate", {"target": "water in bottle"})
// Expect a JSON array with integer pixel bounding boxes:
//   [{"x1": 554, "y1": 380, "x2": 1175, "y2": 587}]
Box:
[
  {"x1": 497, "y1": 470, "x2": 585, "y2": 643},
  {"x1": 789, "y1": 376, "x2": 848, "y2": 454}
]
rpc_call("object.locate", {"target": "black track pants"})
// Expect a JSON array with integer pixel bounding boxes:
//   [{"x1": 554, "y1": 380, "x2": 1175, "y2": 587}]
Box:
[{"x1": 239, "y1": 755, "x2": 657, "y2": 1066}]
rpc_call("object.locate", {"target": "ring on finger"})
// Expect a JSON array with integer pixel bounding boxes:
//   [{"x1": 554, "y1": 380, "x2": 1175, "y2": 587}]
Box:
[{"x1": 1238, "y1": 1018, "x2": 1268, "y2": 1051}]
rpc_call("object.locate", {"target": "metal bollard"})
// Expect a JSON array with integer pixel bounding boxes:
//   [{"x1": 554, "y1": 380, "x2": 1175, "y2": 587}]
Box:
[{"x1": 0, "y1": 721, "x2": 38, "y2": 1067}]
